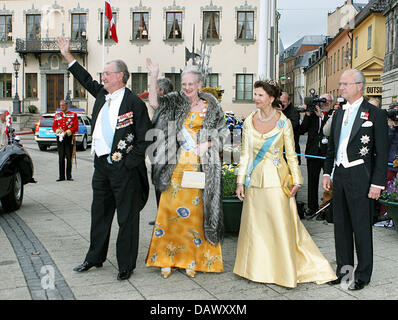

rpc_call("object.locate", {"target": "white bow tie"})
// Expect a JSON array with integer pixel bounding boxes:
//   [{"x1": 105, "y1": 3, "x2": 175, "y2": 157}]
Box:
[{"x1": 342, "y1": 104, "x2": 352, "y2": 110}]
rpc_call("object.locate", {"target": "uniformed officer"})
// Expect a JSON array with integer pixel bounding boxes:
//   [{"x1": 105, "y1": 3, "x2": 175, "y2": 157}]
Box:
[{"x1": 52, "y1": 100, "x2": 78, "y2": 181}]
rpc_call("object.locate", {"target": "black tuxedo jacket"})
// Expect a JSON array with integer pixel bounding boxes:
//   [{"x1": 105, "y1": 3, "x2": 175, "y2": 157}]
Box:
[
  {"x1": 324, "y1": 99, "x2": 388, "y2": 187},
  {"x1": 69, "y1": 61, "x2": 152, "y2": 209},
  {"x1": 299, "y1": 112, "x2": 325, "y2": 156}
]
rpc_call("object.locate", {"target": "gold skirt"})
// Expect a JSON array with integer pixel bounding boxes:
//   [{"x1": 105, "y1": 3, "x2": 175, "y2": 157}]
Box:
[{"x1": 233, "y1": 186, "x2": 337, "y2": 288}]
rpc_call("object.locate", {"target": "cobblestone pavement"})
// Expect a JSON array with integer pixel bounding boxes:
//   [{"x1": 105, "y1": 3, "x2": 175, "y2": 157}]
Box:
[{"x1": 1, "y1": 135, "x2": 398, "y2": 301}]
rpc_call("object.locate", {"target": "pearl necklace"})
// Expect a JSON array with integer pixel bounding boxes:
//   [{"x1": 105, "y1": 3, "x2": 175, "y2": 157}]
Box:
[{"x1": 257, "y1": 108, "x2": 276, "y2": 122}]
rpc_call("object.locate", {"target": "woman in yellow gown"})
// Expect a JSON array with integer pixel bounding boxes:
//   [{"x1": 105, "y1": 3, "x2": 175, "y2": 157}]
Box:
[
  {"x1": 145, "y1": 59, "x2": 227, "y2": 278},
  {"x1": 234, "y1": 80, "x2": 337, "y2": 288}
]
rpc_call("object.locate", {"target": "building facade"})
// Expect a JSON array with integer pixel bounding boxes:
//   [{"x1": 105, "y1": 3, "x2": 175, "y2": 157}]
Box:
[
  {"x1": 327, "y1": 0, "x2": 366, "y2": 37},
  {"x1": 0, "y1": 0, "x2": 272, "y2": 119},
  {"x1": 352, "y1": 0, "x2": 386, "y2": 101},
  {"x1": 326, "y1": 28, "x2": 352, "y2": 99},
  {"x1": 305, "y1": 44, "x2": 329, "y2": 99},
  {"x1": 381, "y1": 0, "x2": 398, "y2": 107},
  {"x1": 279, "y1": 35, "x2": 326, "y2": 105}
]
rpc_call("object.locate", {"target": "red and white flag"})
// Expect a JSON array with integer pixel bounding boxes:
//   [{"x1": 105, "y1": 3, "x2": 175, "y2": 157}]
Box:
[
  {"x1": 5, "y1": 110, "x2": 11, "y2": 137},
  {"x1": 105, "y1": 0, "x2": 118, "y2": 43}
]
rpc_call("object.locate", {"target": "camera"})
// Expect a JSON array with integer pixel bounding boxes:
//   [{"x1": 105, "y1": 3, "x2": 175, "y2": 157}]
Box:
[
  {"x1": 301, "y1": 96, "x2": 327, "y2": 113},
  {"x1": 387, "y1": 109, "x2": 398, "y2": 122}
]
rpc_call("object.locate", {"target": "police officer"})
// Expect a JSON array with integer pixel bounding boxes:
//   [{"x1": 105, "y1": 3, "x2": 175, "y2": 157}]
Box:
[{"x1": 52, "y1": 100, "x2": 78, "y2": 181}]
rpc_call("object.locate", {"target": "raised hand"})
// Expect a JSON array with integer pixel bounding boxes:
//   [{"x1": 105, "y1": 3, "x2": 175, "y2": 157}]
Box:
[
  {"x1": 55, "y1": 36, "x2": 74, "y2": 63},
  {"x1": 146, "y1": 58, "x2": 159, "y2": 75}
]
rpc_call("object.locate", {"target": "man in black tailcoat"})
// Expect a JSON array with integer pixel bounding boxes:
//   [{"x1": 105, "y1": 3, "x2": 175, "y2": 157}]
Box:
[
  {"x1": 322, "y1": 69, "x2": 388, "y2": 290},
  {"x1": 56, "y1": 36, "x2": 151, "y2": 281},
  {"x1": 299, "y1": 99, "x2": 328, "y2": 217}
]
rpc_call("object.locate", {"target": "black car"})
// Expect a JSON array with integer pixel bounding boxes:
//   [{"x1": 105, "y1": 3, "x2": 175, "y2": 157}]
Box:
[{"x1": 0, "y1": 141, "x2": 35, "y2": 212}]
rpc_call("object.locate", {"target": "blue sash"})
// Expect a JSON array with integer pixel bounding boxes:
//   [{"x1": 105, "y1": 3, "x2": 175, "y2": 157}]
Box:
[
  {"x1": 180, "y1": 125, "x2": 197, "y2": 151},
  {"x1": 244, "y1": 132, "x2": 279, "y2": 187}
]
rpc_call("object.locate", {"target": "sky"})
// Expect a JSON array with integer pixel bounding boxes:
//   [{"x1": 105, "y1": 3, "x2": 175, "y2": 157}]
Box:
[{"x1": 278, "y1": 0, "x2": 370, "y2": 49}]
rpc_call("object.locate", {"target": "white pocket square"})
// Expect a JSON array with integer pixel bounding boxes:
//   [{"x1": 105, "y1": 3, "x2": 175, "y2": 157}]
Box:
[{"x1": 361, "y1": 121, "x2": 373, "y2": 127}]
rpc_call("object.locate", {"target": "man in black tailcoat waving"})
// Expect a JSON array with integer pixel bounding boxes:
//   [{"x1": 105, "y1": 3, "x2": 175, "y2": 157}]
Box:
[{"x1": 56, "y1": 36, "x2": 151, "y2": 281}]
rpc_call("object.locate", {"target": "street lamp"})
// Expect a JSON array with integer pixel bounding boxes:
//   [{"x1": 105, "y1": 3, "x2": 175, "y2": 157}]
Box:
[
  {"x1": 12, "y1": 59, "x2": 21, "y2": 115},
  {"x1": 65, "y1": 70, "x2": 72, "y2": 107}
]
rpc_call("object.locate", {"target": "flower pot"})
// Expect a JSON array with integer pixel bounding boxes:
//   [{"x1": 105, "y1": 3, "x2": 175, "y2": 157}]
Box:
[
  {"x1": 379, "y1": 199, "x2": 398, "y2": 233},
  {"x1": 222, "y1": 196, "x2": 243, "y2": 233}
]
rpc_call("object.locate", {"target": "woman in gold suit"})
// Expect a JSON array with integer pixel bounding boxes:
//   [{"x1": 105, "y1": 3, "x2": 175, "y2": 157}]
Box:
[{"x1": 233, "y1": 80, "x2": 337, "y2": 288}]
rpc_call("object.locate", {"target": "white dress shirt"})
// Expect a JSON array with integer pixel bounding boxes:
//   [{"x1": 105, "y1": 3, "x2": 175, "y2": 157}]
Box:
[
  {"x1": 335, "y1": 97, "x2": 363, "y2": 168},
  {"x1": 91, "y1": 87, "x2": 125, "y2": 157},
  {"x1": 68, "y1": 59, "x2": 126, "y2": 157}
]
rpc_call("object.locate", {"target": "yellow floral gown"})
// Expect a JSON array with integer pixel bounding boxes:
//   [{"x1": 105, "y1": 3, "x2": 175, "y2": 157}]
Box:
[{"x1": 146, "y1": 107, "x2": 223, "y2": 273}]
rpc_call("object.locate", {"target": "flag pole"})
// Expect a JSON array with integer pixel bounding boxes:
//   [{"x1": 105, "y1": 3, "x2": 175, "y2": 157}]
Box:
[{"x1": 102, "y1": 2, "x2": 105, "y2": 72}]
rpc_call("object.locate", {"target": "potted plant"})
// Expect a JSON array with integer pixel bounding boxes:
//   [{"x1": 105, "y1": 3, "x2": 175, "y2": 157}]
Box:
[
  {"x1": 379, "y1": 174, "x2": 398, "y2": 233},
  {"x1": 222, "y1": 163, "x2": 243, "y2": 233},
  {"x1": 28, "y1": 105, "x2": 38, "y2": 114}
]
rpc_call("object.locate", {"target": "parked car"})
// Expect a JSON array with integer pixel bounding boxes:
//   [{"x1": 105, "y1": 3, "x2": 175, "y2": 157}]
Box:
[
  {"x1": 0, "y1": 139, "x2": 35, "y2": 212},
  {"x1": 34, "y1": 112, "x2": 92, "y2": 151}
]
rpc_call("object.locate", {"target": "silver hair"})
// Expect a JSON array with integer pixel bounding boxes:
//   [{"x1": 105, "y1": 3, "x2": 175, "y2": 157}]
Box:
[
  {"x1": 342, "y1": 69, "x2": 366, "y2": 93},
  {"x1": 157, "y1": 78, "x2": 174, "y2": 94},
  {"x1": 106, "y1": 59, "x2": 130, "y2": 84},
  {"x1": 181, "y1": 65, "x2": 203, "y2": 83}
]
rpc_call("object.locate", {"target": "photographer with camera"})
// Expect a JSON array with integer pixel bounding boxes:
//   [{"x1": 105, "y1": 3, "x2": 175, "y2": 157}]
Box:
[{"x1": 299, "y1": 93, "x2": 333, "y2": 218}]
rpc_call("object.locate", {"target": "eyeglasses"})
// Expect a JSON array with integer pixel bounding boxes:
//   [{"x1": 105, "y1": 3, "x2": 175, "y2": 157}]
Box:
[
  {"x1": 338, "y1": 82, "x2": 361, "y2": 87},
  {"x1": 102, "y1": 71, "x2": 121, "y2": 76}
]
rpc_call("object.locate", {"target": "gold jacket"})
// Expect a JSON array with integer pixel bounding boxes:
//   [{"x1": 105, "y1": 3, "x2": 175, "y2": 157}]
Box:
[{"x1": 237, "y1": 111, "x2": 303, "y2": 188}]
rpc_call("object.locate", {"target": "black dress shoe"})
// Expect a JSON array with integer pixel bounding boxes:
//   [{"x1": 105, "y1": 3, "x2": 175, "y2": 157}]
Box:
[
  {"x1": 73, "y1": 261, "x2": 103, "y2": 272},
  {"x1": 348, "y1": 279, "x2": 368, "y2": 291},
  {"x1": 56, "y1": 178, "x2": 65, "y2": 182},
  {"x1": 327, "y1": 277, "x2": 342, "y2": 285},
  {"x1": 67, "y1": 178, "x2": 74, "y2": 181},
  {"x1": 117, "y1": 270, "x2": 133, "y2": 281}
]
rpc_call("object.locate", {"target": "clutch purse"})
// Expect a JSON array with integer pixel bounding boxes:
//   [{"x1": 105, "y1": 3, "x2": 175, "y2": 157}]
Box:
[
  {"x1": 281, "y1": 173, "x2": 294, "y2": 197},
  {"x1": 181, "y1": 171, "x2": 205, "y2": 189}
]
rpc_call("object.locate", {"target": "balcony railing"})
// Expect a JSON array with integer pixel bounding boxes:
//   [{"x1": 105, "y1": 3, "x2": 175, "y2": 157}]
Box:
[{"x1": 15, "y1": 38, "x2": 87, "y2": 54}]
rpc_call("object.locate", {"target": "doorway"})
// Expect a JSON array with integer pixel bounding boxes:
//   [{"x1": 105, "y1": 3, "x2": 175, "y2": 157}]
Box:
[{"x1": 46, "y1": 74, "x2": 64, "y2": 113}]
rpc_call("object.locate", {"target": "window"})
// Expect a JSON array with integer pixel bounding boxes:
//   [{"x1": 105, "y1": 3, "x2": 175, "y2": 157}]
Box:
[
  {"x1": 0, "y1": 74, "x2": 12, "y2": 98},
  {"x1": 166, "y1": 12, "x2": 182, "y2": 39},
  {"x1": 337, "y1": 49, "x2": 340, "y2": 71},
  {"x1": 237, "y1": 11, "x2": 254, "y2": 40},
  {"x1": 26, "y1": 14, "x2": 41, "y2": 40},
  {"x1": 203, "y1": 11, "x2": 220, "y2": 40},
  {"x1": 26, "y1": 73, "x2": 37, "y2": 98},
  {"x1": 131, "y1": 73, "x2": 148, "y2": 95},
  {"x1": 165, "y1": 73, "x2": 181, "y2": 91},
  {"x1": 0, "y1": 15, "x2": 12, "y2": 41},
  {"x1": 346, "y1": 42, "x2": 349, "y2": 66},
  {"x1": 133, "y1": 12, "x2": 149, "y2": 40},
  {"x1": 71, "y1": 13, "x2": 86, "y2": 39},
  {"x1": 333, "y1": 53, "x2": 336, "y2": 73},
  {"x1": 355, "y1": 36, "x2": 358, "y2": 58},
  {"x1": 341, "y1": 46, "x2": 344, "y2": 68},
  {"x1": 205, "y1": 73, "x2": 219, "y2": 88},
  {"x1": 367, "y1": 25, "x2": 372, "y2": 50},
  {"x1": 235, "y1": 74, "x2": 253, "y2": 101},
  {"x1": 101, "y1": 12, "x2": 117, "y2": 40},
  {"x1": 74, "y1": 78, "x2": 86, "y2": 98}
]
